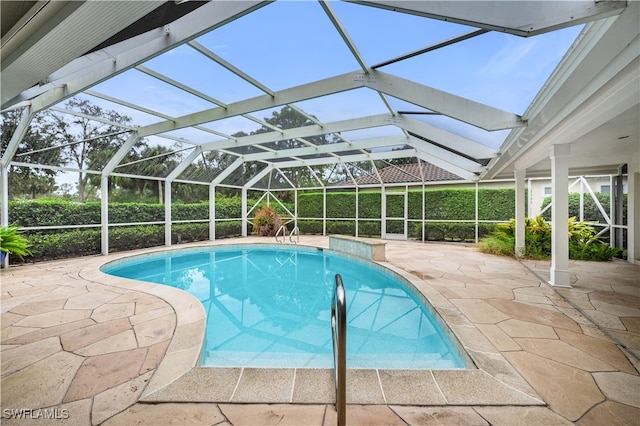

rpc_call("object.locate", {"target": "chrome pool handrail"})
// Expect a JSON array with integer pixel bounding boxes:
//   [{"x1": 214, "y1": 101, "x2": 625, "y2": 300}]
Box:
[
  {"x1": 289, "y1": 226, "x2": 299, "y2": 244},
  {"x1": 275, "y1": 224, "x2": 287, "y2": 243},
  {"x1": 331, "y1": 274, "x2": 347, "y2": 426}
]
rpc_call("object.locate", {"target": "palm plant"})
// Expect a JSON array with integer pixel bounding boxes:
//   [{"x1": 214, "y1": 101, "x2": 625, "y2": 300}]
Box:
[{"x1": 0, "y1": 225, "x2": 32, "y2": 261}]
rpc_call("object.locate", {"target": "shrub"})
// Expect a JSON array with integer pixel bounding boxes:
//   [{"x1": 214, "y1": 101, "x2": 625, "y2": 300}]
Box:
[
  {"x1": 326, "y1": 220, "x2": 356, "y2": 236},
  {"x1": 478, "y1": 216, "x2": 621, "y2": 261},
  {"x1": 26, "y1": 229, "x2": 101, "y2": 259},
  {"x1": 297, "y1": 220, "x2": 323, "y2": 234},
  {"x1": 215, "y1": 221, "x2": 242, "y2": 239},
  {"x1": 252, "y1": 205, "x2": 283, "y2": 236}
]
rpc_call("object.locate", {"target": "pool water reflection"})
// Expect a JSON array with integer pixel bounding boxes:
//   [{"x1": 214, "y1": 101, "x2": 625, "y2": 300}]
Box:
[{"x1": 102, "y1": 245, "x2": 469, "y2": 369}]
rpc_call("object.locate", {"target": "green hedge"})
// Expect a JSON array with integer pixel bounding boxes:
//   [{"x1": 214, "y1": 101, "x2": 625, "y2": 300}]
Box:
[
  {"x1": 298, "y1": 188, "x2": 516, "y2": 221},
  {"x1": 8, "y1": 188, "x2": 516, "y2": 261},
  {"x1": 20, "y1": 221, "x2": 242, "y2": 261},
  {"x1": 411, "y1": 222, "x2": 499, "y2": 242},
  {"x1": 8, "y1": 197, "x2": 246, "y2": 227}
]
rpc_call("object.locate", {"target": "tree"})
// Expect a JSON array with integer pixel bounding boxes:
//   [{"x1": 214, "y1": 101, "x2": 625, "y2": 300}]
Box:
[
  {"x1": 1, "y1": 109, "x2": 62, "y2": 199},
  {"x1": 45, "y1": 98, "x2": 135, "y2": 201},
  {"x1": 250, "y1": 106, "x2": 341, "y2": 187},
  {"x1": 112, "y1": 145, "x2": 179, "y2": 202}
]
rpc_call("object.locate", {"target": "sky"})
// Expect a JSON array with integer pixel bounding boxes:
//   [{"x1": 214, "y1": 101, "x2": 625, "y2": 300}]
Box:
[{"x1": 55, "y1": 0, "x2": 583, "y2": 188}]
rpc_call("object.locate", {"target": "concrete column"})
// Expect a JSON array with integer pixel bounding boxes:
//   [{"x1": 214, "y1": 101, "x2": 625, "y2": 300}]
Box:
[
  {"x1": 550, "y1": 144, "x2": 571, "y2": 287},
  {"x1": 514, "y1": 168, "x2": 526, "y2": 257}
]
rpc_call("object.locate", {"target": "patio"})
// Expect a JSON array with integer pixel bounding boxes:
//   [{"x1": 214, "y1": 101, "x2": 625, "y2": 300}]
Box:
[{"x1": 1, "y1": 237, "x2": 638, "y2": 425}]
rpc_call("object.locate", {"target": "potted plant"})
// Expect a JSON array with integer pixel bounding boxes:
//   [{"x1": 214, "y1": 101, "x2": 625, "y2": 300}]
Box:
[{"x1": 0, "y1": 225, "x2": 32, "y2": 265}]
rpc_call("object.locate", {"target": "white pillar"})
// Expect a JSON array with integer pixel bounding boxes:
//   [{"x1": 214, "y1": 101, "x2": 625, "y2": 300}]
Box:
[
  {"x1": 241, "y1": 188, "x2": 248, "y2": 237},
  {"x1": 550, "y1": 144, "x2": 571, "y2": 287},
  {"x1": 1, "y1": 165, "x2": 9, "y2": 268},
  {"x1": 164, "y1": 181, "x2": 172, "y2": 246},
  {"x1": 100, "y1": 175, "x2": 109, "y2": 255},
  {"x1": 514, "y1": 168, "x2": 526, "y2": 257},
  {"x1": 381, "y1": 186, "x2": 386, "y2": 239},
  {"x1": 355, "y1": 187, "x2": 359, "y2": 238},
  {"x1": 294, "y1": 189, "x2": 298, "y2": 231},
  {"x1": 323, "y1": 188, "x2": 327, "y2": 236},
  {"x1": 1, "y1": 165, "x2": 9, "y2": 228},
  {"x1": 628, "y1": 148, "x2": 640, "y2": 264},
  {"x1": 474, "y1": 182, "x2": 479, "y2": 243},
  {"x1": 209, "y1": 184, "x2": 216, "y2": 241}
]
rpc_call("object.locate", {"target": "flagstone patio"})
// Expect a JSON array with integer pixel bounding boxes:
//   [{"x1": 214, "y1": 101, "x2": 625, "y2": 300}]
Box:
[{"x1": 1, "y1": 237, "x2": 638, "y2": 425}]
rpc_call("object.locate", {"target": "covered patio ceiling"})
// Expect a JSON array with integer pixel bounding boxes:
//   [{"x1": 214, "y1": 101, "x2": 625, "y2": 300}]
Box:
[{"x1": 1, "y1": 1, "x2": 638, "y2": 191}]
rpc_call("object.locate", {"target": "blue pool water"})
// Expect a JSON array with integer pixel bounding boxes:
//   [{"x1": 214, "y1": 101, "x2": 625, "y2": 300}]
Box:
[{"x1": 102, "y1": 244, "x2": 469, "y2": 369}]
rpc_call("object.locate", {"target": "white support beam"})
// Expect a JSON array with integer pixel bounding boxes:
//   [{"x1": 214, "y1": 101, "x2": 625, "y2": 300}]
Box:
[
  {"x1": 49, "y1": 106, "x2": 138, "y2": 130},
  {"x1": 629, "y1": 149, "x2": 640, "y2": 263},
  {"x1": 241, "y1": 188, "x2": 248, "y2": 237},
  {"x1": 241, "y1": 136, "x2": 409, "y2": 162},
  {"x1": 165, "y1": 180, "x2": 172, "y2": 247},
  {"x1": 165, "y1": 147, "x2": 202, "y2": 182},
  {"x1": 100, "y1": 175, "x2": 109, "y2": 255},
  {"x1": 366, "y1": 71, "x2": 525, "y2": 131},
  {"x1": 138, "y1": 71, "x2": 367, "y2": 137},
  {"x1": 550, "y1": 144, "x2": 571, "y2": 287},
  {"x1": 201, "y1": 114, "x2": 394, "y2": 151},
  {"x1": 412, "y1": 150, "x2": 478, "y2": 182},
  {"x1": 1, "y1": 107, "x2": 35, "y2": 167},
  {"x1": 209, "y1": 184, "x2": 216, "y2": 241},
  {"x1": 9, "y1": 1, "x2": 271, "y2": 111},
  {"x1": 319, "y1": 0, "x2": 369, "y2": 73},
  {"x1": 272, "y1": 148, "x2": 416, "y2": 169},
  {"x1": 407, "y1": 135, "x2": 485, "y2": 175},
  {"x1": 86, "y1": 89, "x2": 235, "y2": 140},
  {"x1": 1, "y1": 1, "x2": 165, "y2": 105},
  {"x1": 244, "y1": 165, "x2": 274, "y2": 189},
  {"x1": 188, "y1": 40, "x2": 275, "y2": 96},
  {"x1": 211, "y1": 158, "x2": 244, "y2": 186},
  {"x1": 1, "y1": 164, "x2": 9, "y2": 234},
  {"x1": 514, "y1": 168, "x2": 526, "y2": 257},
  {"x1": 102, "y1": 133, "x2": 140, "y2": 176},
  {"x1": 351, "y1": 1, "x2": 625, "y2": 37},
  {"x1": 398, "y1": 116, "x2": 496, "y2": 159},
  {"x1": 136, "y1": 65, "x2": 227, "y2": 107}
]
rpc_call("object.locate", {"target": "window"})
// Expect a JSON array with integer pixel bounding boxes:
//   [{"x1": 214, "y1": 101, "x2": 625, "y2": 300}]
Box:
[
  {"x1": 543, "y1": 186, "x2": 552, "y2": 196},
  {"x1": 599, "y1": 184, "x2": 611, "y2": 195}
]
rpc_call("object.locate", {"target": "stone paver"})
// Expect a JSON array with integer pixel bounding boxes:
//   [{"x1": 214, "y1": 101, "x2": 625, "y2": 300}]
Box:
[
  {"x1": 504, "y1": 351, "x2": 605, "y2": 421},
  {"x1": 104, "y1": 402, "x2": 226, "y2": 425},
  {"x1": 1, "y1": 237, "x2": 638, "y2": 425}
]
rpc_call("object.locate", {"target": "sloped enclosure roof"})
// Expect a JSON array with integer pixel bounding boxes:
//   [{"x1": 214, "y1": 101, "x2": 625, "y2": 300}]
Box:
[{"x1": 1, "y1": 1, "x2": 638, "y2": 192}]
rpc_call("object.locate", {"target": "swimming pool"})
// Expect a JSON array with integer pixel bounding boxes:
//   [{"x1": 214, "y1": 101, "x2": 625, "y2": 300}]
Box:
[{"x1": 102, "y1": 244, "x2": 469, "y2": 369}]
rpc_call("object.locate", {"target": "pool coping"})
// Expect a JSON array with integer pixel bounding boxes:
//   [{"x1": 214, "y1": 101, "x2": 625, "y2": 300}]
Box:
[{"x1": 84, "y1": 238, "x2": 544, "y2": 406}]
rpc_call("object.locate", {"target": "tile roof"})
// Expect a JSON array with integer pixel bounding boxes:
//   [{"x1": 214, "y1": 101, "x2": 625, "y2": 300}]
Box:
[{"x1": 351, "y1": 162, "x2": 463, "y2": 185}]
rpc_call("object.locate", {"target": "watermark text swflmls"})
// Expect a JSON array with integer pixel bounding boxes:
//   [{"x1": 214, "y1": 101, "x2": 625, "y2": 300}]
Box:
[{"x1": 3, "y1": 408, "x2": 70, "y2": 420}]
